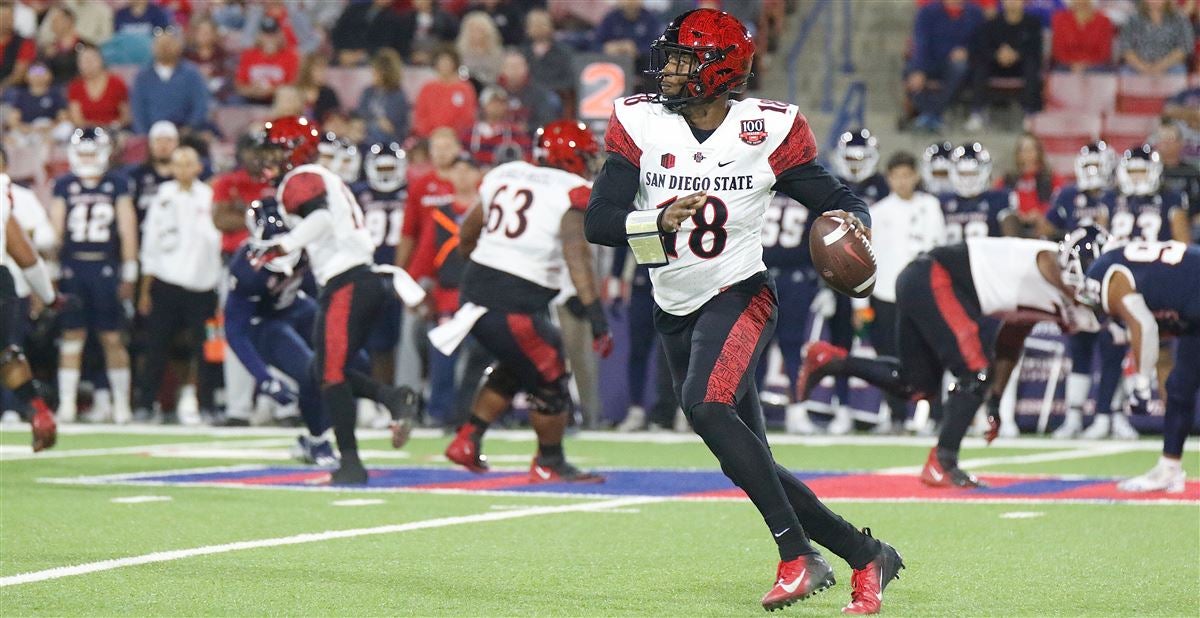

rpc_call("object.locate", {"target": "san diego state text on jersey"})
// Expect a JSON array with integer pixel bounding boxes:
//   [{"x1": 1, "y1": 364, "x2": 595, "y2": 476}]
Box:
[
  {"x1": 53, "y1": 172, "x2": 130, "y2": 260},
  {"x1": 608, "y1": 95, "x2": 816, "y2": 315},
  {"x1": 1086, "y1": 240, "x2": 1200, "y2": 335},
  {"x1": 1047, "y1": 186, "x2": 1114, "y2": 232},
  {"x1": 938, "y1": 189, "x2": 1011, "y2": 243},
  {"x1": 760, "y1": 193, "x2": 812, "y2": 269},
  {"x1": 1107, "y1": 192, "x2": 1187, "y2": 243},
  {"x1": 352, "y1": 182, "x2": 406, "y2": 266}
]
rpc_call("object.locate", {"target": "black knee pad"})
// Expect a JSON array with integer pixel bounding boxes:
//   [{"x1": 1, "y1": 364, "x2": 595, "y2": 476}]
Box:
[
  {"x1": 529, "y1": 376, "x2": 571, "y2": 415},
  {"x1": 948, "y1": 369, "x2": 990, "y2": 400},
  {"x1": 483, "y1": 364, "x2": 521, "y2": 400}
]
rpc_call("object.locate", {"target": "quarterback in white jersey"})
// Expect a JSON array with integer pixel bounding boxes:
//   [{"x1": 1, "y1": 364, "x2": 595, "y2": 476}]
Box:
[
  {"x1": 583, "y1": 8, "x2": 900, "y2": 614},
  {"x1": 251, "y1": 116, "x2": 418, "y2": 486},
  {"x1": 439, "y1": 121, "x2": 609, "y2": 484}
]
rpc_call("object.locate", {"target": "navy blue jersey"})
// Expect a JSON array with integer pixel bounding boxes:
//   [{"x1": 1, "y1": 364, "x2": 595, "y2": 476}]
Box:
[
  {"x1": 1046, "y1": 185, "x2": 1114, "y2": 233},
  {"x1": 53, "y1": 172, "x2": 130, "y2": 261},
  {"x1": 226, "y1": 242, "x2": 313, "y2": 319},
  {"x1": 125, "y1": 162, "x2": 171, "y2": 227},
  {"x1": 1086, "y1": 241, "x2": 1200, "y2": 335},
  {"x1": 843, "y1": 173, "x2": 890, "y2": 206},
  {"x1": 351, "y1": 181, "x2": 407, "y2": 266},
  {"x1": 761, "y1": 193, "x2": 813, "y2": 269},
  {"x1": 1107, "y1": 190, "x2": 1186, "y2": 243},
  {"x1": 938, "y1": 189, "x2": 1011, "y2": 243}
]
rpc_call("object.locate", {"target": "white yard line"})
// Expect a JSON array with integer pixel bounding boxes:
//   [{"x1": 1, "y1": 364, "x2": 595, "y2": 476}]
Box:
[
  {"x1": 0, "y1": 438, "x2": 296, "y2": 461},
  {"x1": 0, "y1": 495, "x2": 664, "y2": 588},
  {"x1": 876, "y1": 443, "x2": 1144, "y2": 475}
]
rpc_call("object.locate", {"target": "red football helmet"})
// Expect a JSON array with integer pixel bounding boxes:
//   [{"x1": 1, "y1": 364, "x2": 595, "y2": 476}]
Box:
[
  {"x1": 648, "y1": 9, "x2": 755, "y2": 112},
  {"x1": 257, "y1": 115, "x2": 321, "y2": 183},
  {"x1": 534, "y1": 120, "x2": 599, "y2": 177}
]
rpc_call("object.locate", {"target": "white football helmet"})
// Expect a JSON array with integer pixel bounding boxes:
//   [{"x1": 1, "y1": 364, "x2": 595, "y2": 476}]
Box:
[
  {"x1": 833, "y1": 128, "x2": 879, "y2": 183},
  {"x1": 67, "y1": 127, "x2": 113, "y2": 179},
  {"x1": 364, "y1": 142, "x2": 407, "y2": 193},
  {"x1": 317, "y1": 132, "x2": 362, "y2": 185},
  {"x1": 921, "y1": 141, "x2": 954, "y2": 195},
  {"x1": 1115, "y1": 144, "x2": 1162, "y2": 196},
  {"x1": 949, "y1": 142, "x2": 992, "y2": 199}
]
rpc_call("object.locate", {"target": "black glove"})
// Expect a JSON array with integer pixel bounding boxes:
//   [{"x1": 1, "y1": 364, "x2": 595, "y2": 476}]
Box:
[
  {"x1": 564, "y1": 295, "x2": 588, "y2": 319},
  {"x1": 585, "y1": 300, "x2": 612, "y2": 358}
]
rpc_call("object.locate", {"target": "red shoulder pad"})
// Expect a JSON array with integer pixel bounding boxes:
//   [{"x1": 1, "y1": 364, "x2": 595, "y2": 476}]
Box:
[
  {"x1": 280, "y1": 171, "x2": 327, "y2": 213},
  {"x1": 768, "y1": 112, "x2": 818, "y2": 175},
  {"x1": 568, "y1": 185, "x2": 591, "y2": 211},
  {"x1": 604, "y1": 110, "x2": 641, "y2": 167}
]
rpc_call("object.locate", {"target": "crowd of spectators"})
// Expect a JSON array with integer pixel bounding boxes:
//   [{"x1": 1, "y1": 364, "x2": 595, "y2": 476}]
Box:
[{"x1": 906, "y1": 0, "x2": 1199, "y2": 132}]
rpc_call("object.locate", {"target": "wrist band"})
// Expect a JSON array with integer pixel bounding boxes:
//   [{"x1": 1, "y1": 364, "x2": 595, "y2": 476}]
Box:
[{"x1": 121, "y1": 260, "x2": 139, "y2": 283}]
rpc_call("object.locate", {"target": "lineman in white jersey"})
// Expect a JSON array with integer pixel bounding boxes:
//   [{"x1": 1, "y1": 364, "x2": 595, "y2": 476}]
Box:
[
  {"x1": 251, "y1": 116, "x2": 424, "y2": 485},
  {"x1": 801, "y1": 233, "x2": 1105, "y2": 487},
  {"x1": 583, "y1": 9, "x2": 901, "y2": 614},
  {"x1": 434, "y1": 121, "x2": 610, "y2": 482}
]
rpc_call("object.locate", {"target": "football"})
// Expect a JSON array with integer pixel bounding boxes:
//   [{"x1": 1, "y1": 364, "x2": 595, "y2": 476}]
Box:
[{"x1": 809, "y1": 213, "x2": 877, "y2": 298}]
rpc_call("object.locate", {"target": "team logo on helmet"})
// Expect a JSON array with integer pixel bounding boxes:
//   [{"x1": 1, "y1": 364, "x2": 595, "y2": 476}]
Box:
[{"x1": 739, "y1": 118, "x2": 767, "y2": 145}]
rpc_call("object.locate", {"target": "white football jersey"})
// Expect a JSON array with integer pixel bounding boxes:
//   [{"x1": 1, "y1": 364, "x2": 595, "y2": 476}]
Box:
[
  {"x1": 966, "y1": 238, "x2": 1069, "y2": 318},
  {"x1": 470, "y1": 161, "x2": 591, "y2": 291},
  {"x1": 608, "y1": 95, "x2": 817, "y2": 315},
  {"x1": 277, "y1": 163, "x2": 375, "y2": 285}
]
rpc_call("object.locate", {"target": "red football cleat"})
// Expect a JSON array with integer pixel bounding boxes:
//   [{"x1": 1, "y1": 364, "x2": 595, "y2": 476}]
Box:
[
  {"x1": 919, "y1": 447, "x2": 986, "y2": 488},
  {"x1": 761, "y1": 552, "x2": 836, "y2": 612},
  {"x1": 30, "y1": 405, "x2": 57, "y2": 452},
  {"x1": 445, "y1": 425, "x2": 489, "y2": 473},
  {"x1": 842, "y1": 529, "x2": 905, "y2": 615},
  {"x1": 529, "y1": 458, "x2": 605, "y2": 484},
  {"x1": 796, "y1": 341, "x2": 848, "y2": 401}
]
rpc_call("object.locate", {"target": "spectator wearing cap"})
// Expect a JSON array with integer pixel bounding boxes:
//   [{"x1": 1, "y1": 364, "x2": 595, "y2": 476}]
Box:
[
  {"x1": 1163, "y1": 86, "x2": 1200, "y2": 168},
  {"x1": 413, "y1": 48, "x2": 478, "y2": 140},
  {"x1": 1051, "y1": 0, "x2": 1116, "y2": 71},
  {"x1": 594, "y1": 0, "x2": 661, "y2": 73},
  {"x1": 456, "y1": 12, "x2": 504, "y2": 86},
  {"x1": 520, "y1": 9, "x2": 576, "y2": 113},
  {"x1": 469, "y1": 86, "x2": 531, "y2": 165},
  {"x1": 67, "y1": 45, "x2": 130, "y2": 130},
  {"x1": 396, "y1": 0, "x2": 459, "y2": 63},
  {"x1": 130, "y1": 28, "x2": 210, "y2": 135},
  {"x1": 3, "y1": 62, "x2": 68, "y2": 134},
  {"x1": 1119, "y1": 0, "x2": 1194, "y2": 76},
  {"x1": 241, "y1": 0, "x2": 319, "y2": 56},
  {"x1": 357, "y1": 48, "x2": 411, "y2": 145},
  {"x1": 497, "y1": 50, "x2": 561, "y2": 134},
  {"x1": 964, "y1": 0, "x2": 1044, "y2": 132},
  {"x1": 184, "y1": 18, "x2": 230, "y2": 98},
  {"x1": 127, "y1": 120, "x2": 179, "y2": 226},
  {"x1": 331, "y1": 0, "x2": 404, "y2": 67},
  {"x1": 114, "y1": 0, "x2": 172, "y2": 39},
  {"x1": 38, "y1": 5, "x2": 83, "y2": 84},
  {"x1": 906, "y1": 0, "x2": 985, "y2": 132},
  {"x1": 234, "y1": 16, "x2": 299, "y2": 105},
  {"x1": 0, "y1": 2, "x2": 37, "y2": 89},
  {"x1": 136, "y1": 145, "x2": 222, "y2": 425},
  {"x1": 1153, "y1": 124, "x2": 1200, "y2": 240},
  {"x1": 295, "y1": 53, "x2": 341, "y2": 124}
]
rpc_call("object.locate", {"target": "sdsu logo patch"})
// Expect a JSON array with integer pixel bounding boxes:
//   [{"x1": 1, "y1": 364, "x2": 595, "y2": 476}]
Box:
[
  {"x1": 739, "y1": 119, "x2": 767, "y2": 145},
  {"x1": 661, "y1": 153, "x2": 676, "y2": 169}
]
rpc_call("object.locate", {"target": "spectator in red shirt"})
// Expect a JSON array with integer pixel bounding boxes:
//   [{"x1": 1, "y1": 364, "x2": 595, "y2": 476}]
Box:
[
  {"x1": 999, "y1": 133, "x2": 1064, "y2": 237},
  {"x1": 234, "y1": 17, "x2": 298, "y2": 105},
  {"x1": 211, "y1": 132, "x2": 273, "y2": 257},
  {"x1": 185, "y1": 17, "x2": 230, "y2": 98},
  {"x1": 67, "y1": 45, "x2": 130, "y2": 129},
  {"x1": 412, "y1": 48, "x2": 478, "y2": 140},
  {"x1": 0, "y1": 2, "x2": 37, "y2": 89},
  {"x1": 1051, "y1": 0, "x2": 1117, "y2": 71}
]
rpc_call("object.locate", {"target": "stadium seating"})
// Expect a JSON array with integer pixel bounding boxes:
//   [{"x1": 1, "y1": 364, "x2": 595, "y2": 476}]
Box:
[
  {"x1": 1102, "y1": 112, "x2": 1160, "y2": 153},
  {"x1": 214, "y1": 105, "x2": 274, "y2": 142},
  {"x1": 1043, "y1": 73, "x2": 1118, "y2": 114},
  {"x1": 1026, "y1": 111, "x2": 1102, "y2": 176},
  {"x1": 1115, "y1": 74, "x2": 1188, "y2": 114}
]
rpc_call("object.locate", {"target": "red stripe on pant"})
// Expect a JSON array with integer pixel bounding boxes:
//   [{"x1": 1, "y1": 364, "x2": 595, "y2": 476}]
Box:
[
  {"x1": 704, "y1": 287, "x2": 774, "y2": 404},
  {"x1": 507, "y1": 314, "x2": 564, "y2": 383},
  {"x1": 928, "y1": 261, "x2": 988, "y2": 372},
  {"x1": 322, "y1": 284, "x2": 354, "y2": 384}
]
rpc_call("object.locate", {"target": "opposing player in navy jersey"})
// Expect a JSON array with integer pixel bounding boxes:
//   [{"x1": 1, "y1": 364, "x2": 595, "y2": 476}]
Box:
[
  {"x1": 317, "y1": 132, "x2": 362, "y2": 186},
  {"x1": 226, "y1": 199, "x2": 419, "y2": 468},
  {"x1": 833, "y1": 129, "x2": 890, "y2": 206},
  {"x1": 352, "y1": 142, "x2": 408, "y2": 385},
  {"x1": 49, "y1": 128, "x2": 139, "y2": 424},
  {"x1": 920, "y1": 141, "x2": 954, "y2": 195},
  {"x1": 938, "y1": 142, "x2": 1011, "y2": 243},
  {"x1": 1082, "y1": 239, "x2": 1200, "y2": 492},
  {"x1": 1106, "y1": 145, "x2": 1188, "y2": 245},
  {"x1": 584, "y1": 9, "x2": 902, "y2": 613},
  {"x1": 1047, "y1": 144, "x2": 1127, "y2": 439}
]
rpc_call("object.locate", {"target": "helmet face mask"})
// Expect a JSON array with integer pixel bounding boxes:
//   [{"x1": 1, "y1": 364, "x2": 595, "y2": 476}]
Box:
[
  {"x1": 921, "y1": 141, "x2": 954, "y2": 195},
  {"x1": 68, "y1": 127, "x2": 113, "y2": 179},
  {"x1": 833, "y1": 129, "x2": 879, "y2": 183},
  {"x1": 1074, "y1": 141, "x2": 1115, "y2": 192},
  {"x1": 949, "y1": 143, "x2": 992, "y2": 198},
  {"x1": 1116, "y1": 145, "x2": 1162, "y2": 196},
  {"x1": 646, "y1": 9, "x2": 755, "y2": 113},
  {"x1": 246, "y1": 198, "x2": 301, "y2": 273},
  {"x1": 317, "y1": 132, "x2": 360, "y2": 184},
  {"x1": 259, "y1": 116, "x2": 321, "y2": 184},
  {"x1": 1058, "y1": 224, "x2": 1109, "y2": 305},
  {"x1": 365, "y1": 142, "x2": 407, "y2": 193}
]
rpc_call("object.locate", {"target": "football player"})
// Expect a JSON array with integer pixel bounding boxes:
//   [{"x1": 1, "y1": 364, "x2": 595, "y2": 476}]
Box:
[
  {"x1": 225, "y1": 198, "x2": 418, "y2": 466},
  {"x1": 1082, "y1": 239, "x2": 1199, "y2": 492},
  {"x1": 584, "y1": 9, "x2": 902, "y2": 613},
  {"x1": 250, "y1": 116, "x2": 422, "y2": 485},
  {"x1": 832, "y1": 129, "x2": 889, "y2": 205},
  {"x1": 353, "y1": 142, "x2": 408, "y2": 385},
  {"x1": 317, "y1": 132, "x2": 362, "y2": 186},
  {"x1": 939, "y1": 142, "x2": 1011, "y2": 243},
  {"x1": 920, "y1": 141, "x2": 954, "y2": 196},
  {"x1": 1106, "y1": 145, "x2": 1187, "y2": 245},
  {"x1": 434, "y1": 120, "x2": 610, "y2": 482},
  {"x1": 49, "y1": 128, "x2": 139, "y2": 423},
  {"x1": 798, "y1": 233, "x2": 1101, "y2": 489},
  {"x1": 1, "y1": 172, "x2": 61, "y2": 451},
  {"x1": 1047, "y1": 143, "x2": 1126, "y2": 439}
]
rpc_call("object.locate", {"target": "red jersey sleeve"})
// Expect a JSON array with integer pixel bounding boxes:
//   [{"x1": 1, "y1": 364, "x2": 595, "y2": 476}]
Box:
[
  {"x1": 568, "y1": 185, "x2": 591, "y2": 211},
  {"x1": 402, "y1": 182, "x2": 427, "y2": 240},
  {"x1": 280, "y1": 171, "x2": 326, "y2": 214},
  {"x1": 604, "y1": 110, "x2": 641, "y2": 166},
  {"x1": 768, "y1": 112, "x2": 818, "y2": 176}
]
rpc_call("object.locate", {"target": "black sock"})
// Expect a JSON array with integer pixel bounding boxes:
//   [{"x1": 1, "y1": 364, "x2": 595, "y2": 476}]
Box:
[
  {"x1": 834, "y1": 356, "x2": 915, "y2": 399},
  {"x1": 936, "y1": 389, "x2": 985, "y2": 457},
  {"x1": 346, "y1": 369, "x2": 382, "y2": 401},
  {"x1": 537, "y1": 443, "x2": 564, "y2": 462},
  {"x1": 776, "y1": 465, "x2": 880, "y2": 569},
  {"x1": 323, "y1": 383, "x2": 359, "y2": 465},
  {"x1": 689, "y1": 402, "x2": 813, "y2": 560},
  {"x1": 467, "y1": 414, "x2": 489, "y2": 436}
]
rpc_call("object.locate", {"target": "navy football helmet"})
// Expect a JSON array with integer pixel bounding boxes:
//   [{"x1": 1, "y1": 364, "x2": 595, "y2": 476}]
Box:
[{"x1": 833, "y1": 128, "x2": 880, "y2": 183}]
